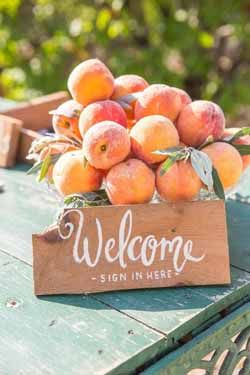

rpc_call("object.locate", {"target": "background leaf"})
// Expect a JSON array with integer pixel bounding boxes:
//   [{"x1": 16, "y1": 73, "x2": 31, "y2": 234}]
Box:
[
  {"x1": 212, "y1": 167, "x2": 225, "y2": 200},
  {"x1": 153, "y1": 146, "x2": 185, "y2": 156},
  {"x1": 190, "y1": 149, "x2": 213, "y2": 191},
  {"x1": 159, "y1": 157, "x2": 175, "y2": 176},
  {"x1": 231, "y1": 144, "x2": 250, "y2": 155},
  {"x1": 38, "y1": 154, "x2": 51, "y2": 182},
  {"x1": 228, "y1": 127, "x2": 250, "y2": 142}
]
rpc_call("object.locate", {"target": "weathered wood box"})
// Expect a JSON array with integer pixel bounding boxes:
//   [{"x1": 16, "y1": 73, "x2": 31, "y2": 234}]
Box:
[
  {"x1": 0, "y1": 91, "x2": 69, "y2": 167},
  {"x1": 33, "y1": 199, "x2": 231, "y2": 295}
]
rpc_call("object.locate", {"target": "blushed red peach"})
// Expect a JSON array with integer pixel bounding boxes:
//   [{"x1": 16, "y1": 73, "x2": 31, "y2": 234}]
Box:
[
  {"x1": 111, "y1": 74, "x2": 149, "y2": 99},
  {"x1": 53, "y1": 150, "x2": 103, "y2": 196},
  {"x1": 83, "y1": 121, "x2": 131, "y2": 169},
  {"x1": 134, "y1": 84, "x2": 182, "y2": 122},
  {"x1": 67, "y1": 59, "x2": 114, "y2": 106},
  {"x1": 202, "y1": 142, "x2": 243, "y2": 189},
  {"x1": 156, "y1": 160, "x2": 202, "y2": 201},
  {"x1": 176, "y1": 100, "x2": 225, "y2": 147},
  {"x1": 106, "y1": 158, "x2": 155, "y2": 204},
  {"x1": 222, "y1": 128, "x2": 250, "y2": 170},
  {"x1": 79, "y1": 100, "x2": 127, "y2": 137},
  {"x1": 130, "y1": 115, "x2": 179, "y2": 164},
  {"x1": 171, "y1": 87, "x2": 192, "y2": 111}
]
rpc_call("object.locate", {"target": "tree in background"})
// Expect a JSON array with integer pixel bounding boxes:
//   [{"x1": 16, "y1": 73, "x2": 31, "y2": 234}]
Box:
[{"x1": 1, "y1": 0, "x2": 250, "y2": 123}]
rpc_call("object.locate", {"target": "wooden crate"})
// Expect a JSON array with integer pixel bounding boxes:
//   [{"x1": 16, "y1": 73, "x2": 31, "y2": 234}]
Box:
[
  {"x1": 0, "y1": 91, "x2": 69, "y2": 165},
  {"x1": 33, "y1": 199, "x2": 231, "y2": 295}
]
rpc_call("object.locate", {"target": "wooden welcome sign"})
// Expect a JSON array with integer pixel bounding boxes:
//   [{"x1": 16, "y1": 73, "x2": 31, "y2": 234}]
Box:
[{"x1": 33, "y1": 200, "x2": 231, "y2": 295}]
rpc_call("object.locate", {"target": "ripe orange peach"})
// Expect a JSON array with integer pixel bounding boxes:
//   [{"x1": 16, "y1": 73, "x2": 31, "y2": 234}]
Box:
[
  {"x1": 53, "y1": 150, "x2": 103, "y2": 196},
  {"x1": 111, "y1": 74, "x2": 149, "y2": 100},
  {"x1": 130, "y1": 115, "x2": 179, "y2": 165},
  {"x1": 39, "y1": 142, "x2": 78, "y2": 180},
  {"x1": 202, "y1": 142, "x2": 243, "y2": 189},
  {"x1": 106, "y1": 158, "x2": 155, "y2": 204},
  {"x1": 67, "y1": 59, "x2": 114, "y2": 106},
  {"x1": 156, "y1": 161, "x2": 202, "y2": 201},
  {"x1": 51, "y1": 100, "x2": 83, "y2": 140},
  {"x1": 134, "y1": 84, "x2": 182, "y2": 122},
  {"x1": 222, "y1": 128, "x2": 250, "y2": 170},
  {"x1": 79, "y1": 100, "x2": 127, "y2": 137},
  {"x1": 176, "y1": 100, "x2": 225, "y2": 147},
  {"x1": 83, "y1": 121, "x2": 131, "y2": 170}
]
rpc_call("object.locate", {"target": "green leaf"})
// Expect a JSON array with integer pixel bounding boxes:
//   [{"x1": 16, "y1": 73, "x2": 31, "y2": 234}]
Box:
[
  {"x1": 231, "y1": 144, "x2": 250, "y2": 155},
  {"x1": 159, "y1": 157, "x2": 175, "y2": 176},
  {"x1": 37, "y1": 154, "x2": 52, "y2": 182},
  {"x1": 190, "y1": 149, "x2": 213, "y2": 191},
  {"x1": 64, "y1": 190, "x2": 110, "y2": 208},
  {"x1": 227, "y1": 127, "x2": 250, "y2": 142},
  {"x1": 153, "y1": 146, "x2": 185, "y2": 156},
  {"x1": 27, "y1": 153, "x2": 61, "y2": 176},
  {"x1": 212, "y1": 167, "x2": 225, "y2": 200},
  {"x1": 26, "y1": 160, "x2": 43, "y2": 175}
]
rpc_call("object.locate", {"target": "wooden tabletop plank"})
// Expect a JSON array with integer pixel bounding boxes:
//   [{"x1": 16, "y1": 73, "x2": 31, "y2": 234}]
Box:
[
  {"x1": 226, "y1": 199, "x2": 250, "y2": 272},
  {"x1": 95, "y1": 266, "x2": 250, "y2": 346},
  {"x1": 0, "y1": 250, "x2": 165, "y2": 375}
]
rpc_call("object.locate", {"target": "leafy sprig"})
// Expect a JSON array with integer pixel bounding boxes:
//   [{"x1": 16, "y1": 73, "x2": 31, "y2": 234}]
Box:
[
  {"x1": 222, "y1": 127, "x2": 250, "y2": 156},
  {"x1": 64, "y1": 190, "x2": 110, "y2": 208},
  {"x1": 27, "y1": 153, "x2": 61, "y2": 182},
  {"x1": 153, "y1": 146, "x2": 225, "y2": 200}
]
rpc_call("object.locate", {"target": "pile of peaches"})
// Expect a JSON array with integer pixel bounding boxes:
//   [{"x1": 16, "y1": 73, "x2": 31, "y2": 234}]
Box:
[{"x1": 28, "y1": 58, "x2": 250, "y2": 205}]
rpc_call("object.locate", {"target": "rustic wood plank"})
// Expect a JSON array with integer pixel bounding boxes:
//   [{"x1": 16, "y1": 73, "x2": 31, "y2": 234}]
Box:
[
  {"x1": 0, "y1": 250, "x2": 165, "y2": 375},
  {"x1": 1, "y1": 92, "x2": 69, "y2": 131},
  {"x1": 0, "y1": 164, "x2": 56, "y2": 263},
  {"x1": 226, "y1": 199, "x2": 250, "y2": 272},
  {"x1": 0, "y1": 115, "x2": 23, "y2": 167},
  {"x1": 95, "y1": 266, "x2": 250, "y2": 347},
  {"x1": 33, "y1": 200, "x2": 230, "y2": 295}
]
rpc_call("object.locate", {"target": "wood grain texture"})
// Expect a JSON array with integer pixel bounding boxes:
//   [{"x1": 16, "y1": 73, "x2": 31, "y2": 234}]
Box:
[
  {"x1": 32, "y1": 200, "x2": 230, "y2": 295},
  {"x1": 0, "y1": 250, "x2": 165, "y2": 375},
  {"x1": 0, "y1": 114, "x2": 23, "y2": 167},
  {"x1": 1, "y1": 91, "x2": 69, "y2": 131},
  {"x1": 96, "y1": 266, "x2": 250, "y2": 347}
]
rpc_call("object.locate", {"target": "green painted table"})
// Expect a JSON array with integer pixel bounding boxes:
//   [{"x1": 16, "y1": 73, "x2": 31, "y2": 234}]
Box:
[{"x1": 0, "y1": 99, "x2": 250, "y2": 374}]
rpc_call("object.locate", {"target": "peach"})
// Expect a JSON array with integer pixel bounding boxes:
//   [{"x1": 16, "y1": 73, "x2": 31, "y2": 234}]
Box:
[
  {"x1": 202, "y1": 142, "x2": 243, "y2": 189},
  {"x1": 176, "y1": 100, "x2": 225, "y2": 147},
  {"x1": 222, "y1": 128, "x2": 250, "y2": 170},
  {"x1": 83, "y1": 121, "x2": 131, "y2": 169},
  {"x1": 79, "y1": 100, "x2": 127, "y2": 137},
  {"x1": 134, "y1": 84, "x2": 182, "y2": 122},
  {"x1": 39, "y1": 142, "x2": 78, "y2": 180},
  {"x1": 171, "y1": 87, "x2": 191, "y2": 109},
  {"x1": 106, "y1": 158, "x2": 155, "y2": 205},
  {"x1": 53, "y1": 149, "x2": 103, "y2": 196},
  {"x1": 130, "y1": 115, "x2": 179, "y2": 165},
  {"x1": 67, "y1": 59, "x2": 114, "y2": 106},
  {"x1": 51, "y1": 100, "x2": 83, "y2": 140},
  {"x1": 156, "y1": 160, "x2": 202, "y2": 201},
  {"x1": 111, "y1": 74, "x2": 149, "y2": 99}
]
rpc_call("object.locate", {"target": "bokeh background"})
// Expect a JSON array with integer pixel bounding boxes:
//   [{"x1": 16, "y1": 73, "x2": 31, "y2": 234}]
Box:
[{"x1": 1, "y1": 0, "x2": 250, "y2": 125}]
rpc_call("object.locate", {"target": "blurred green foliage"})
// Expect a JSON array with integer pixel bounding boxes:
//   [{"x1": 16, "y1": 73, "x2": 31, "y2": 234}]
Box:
[{"x1": 1, "y1": 0, "x2": 250, "y2": 119}]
